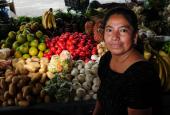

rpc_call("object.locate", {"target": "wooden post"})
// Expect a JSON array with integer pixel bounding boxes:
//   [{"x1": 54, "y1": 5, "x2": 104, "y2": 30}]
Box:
[{"x1": 8, "y1": 1, "x2": 16, "y2": 14}]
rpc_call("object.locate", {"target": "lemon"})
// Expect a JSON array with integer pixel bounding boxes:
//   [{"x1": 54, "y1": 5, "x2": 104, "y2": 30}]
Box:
[
  {"x1": 37, "y1": 51, "x2": 44, "y2": 58},
  {"x1": 23, "y1": 54, "x2": 30, "y2": 59},
  {"x1": 15, "y1": 51, "x2": 22, "y2": 58},
  {"x1": 38, "y1": 43, "x2": 46, "y2": 51},
  {"x1": 30, "y1": 39, "x2": 38, "y2": 47},
  {"x1": 29, "y1": 47, "x2": 38, "y2": 56}
]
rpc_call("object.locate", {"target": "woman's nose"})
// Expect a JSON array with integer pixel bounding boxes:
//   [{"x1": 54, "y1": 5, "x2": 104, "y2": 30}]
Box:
[{"x1": 111, "y1": 30, "x2": 120, "y2": 40}]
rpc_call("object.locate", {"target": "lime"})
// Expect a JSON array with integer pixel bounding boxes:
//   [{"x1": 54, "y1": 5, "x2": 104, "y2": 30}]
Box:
[
  {"x1": 37, "y1": 51, "x2": 44, "y2": 58},
  {"x1": 23, "y1": 54, "x2": 30, "y2": 59},
  {"x1": 16, "y1": 34, "x2": 27, "y2": 44},
  {"x1": 29, "y1": 47, "x2": 38, "y2": 56},
  {"x1": 12, "y1": 41, "x2": 20, "y2": 50},
  {"x1": 35, "y1": 30, "x2": 43, "y2": 38},
  {"x1": 38, "y1": 43, "x2": 46, "y2": 51},
  {"x1": 30, "y1": 39, "x2": 38, "y2": 47},
  {"x1": 27, "y1": 33, "x2": 34, "y2": 42},
  {"x1": 8, "y1": 31, "x2": 16, "y2": 40},
  {"x1": 19, "y1": 44, "x2": 29, "y2": 54}
]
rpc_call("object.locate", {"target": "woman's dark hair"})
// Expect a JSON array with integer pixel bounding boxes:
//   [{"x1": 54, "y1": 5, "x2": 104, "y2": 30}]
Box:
[{"x1": 102, "y1": 6, "x2": 138, "y2": 33}]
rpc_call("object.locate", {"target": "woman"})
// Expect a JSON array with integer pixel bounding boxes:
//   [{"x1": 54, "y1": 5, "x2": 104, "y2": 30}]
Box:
[{"x1": 92, "y1": 7, "x2": 161, "y2": 115}]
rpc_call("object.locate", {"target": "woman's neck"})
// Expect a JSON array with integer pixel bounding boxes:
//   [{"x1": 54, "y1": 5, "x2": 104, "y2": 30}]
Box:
[{"x1": 111, "y1": 48, "x2": 135, "y2": 63}]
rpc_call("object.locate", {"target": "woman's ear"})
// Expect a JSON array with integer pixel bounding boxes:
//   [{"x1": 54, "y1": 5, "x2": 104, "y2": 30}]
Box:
[{"x1": 133, "y1": 32, "x2": 138, "y2": 45}]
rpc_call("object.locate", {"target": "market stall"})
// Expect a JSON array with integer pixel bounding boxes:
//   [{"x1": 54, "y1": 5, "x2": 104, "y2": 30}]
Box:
[{"x1": 0, "y1": 0, "x2": 170, "y2": 115}]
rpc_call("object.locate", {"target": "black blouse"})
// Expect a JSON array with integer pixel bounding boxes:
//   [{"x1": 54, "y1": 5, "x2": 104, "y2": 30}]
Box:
[{"x1": 97, "y1": 51, "x2": 161, "y2": 115}]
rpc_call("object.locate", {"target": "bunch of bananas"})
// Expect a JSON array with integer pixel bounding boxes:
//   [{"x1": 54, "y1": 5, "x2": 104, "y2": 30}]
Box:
[
  {"x1": 144, "y1": 41, "x2": 170, "y2": 92},
  {"x1": 42, "y1": 8, "x2": 56, "y2": 29}
]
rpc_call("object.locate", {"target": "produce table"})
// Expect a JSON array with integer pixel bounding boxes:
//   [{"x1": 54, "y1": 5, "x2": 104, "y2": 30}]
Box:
[
  {"x1": 0, "y1": 94, "x2": 170, "y2": 115},
  {"x1": 0, "y1": 100, "x2": 95, "y2": 115}
]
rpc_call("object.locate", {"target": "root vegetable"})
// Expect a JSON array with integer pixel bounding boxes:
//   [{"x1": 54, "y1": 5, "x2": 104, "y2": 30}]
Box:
[
  {"x1": 88, "y1": 90, "x2": 94, "y2": 96},
  {"x1": 74, "y1": 96, "x2": 80, "y2": 101},
  {"x1": 85, "y1": 75, "x2": 93, "y2": 82},
  {"x1": 12, "y1": 76, "x2": 20, "y2": 84},
  {"x1": 17, "y1": 79, "x2": 27, "y2": 88},
  {"x1": 83, "y1": 94, "x2": 91, "y2": 101},
  {"x1": 80, "y1": 68, "x2": 85, "y2": 74},
  {"x1": 92, "y1": 84, "x2": 99, "y2": 92},
  {"x1": 77, "y1": 74, "x2": 85, "y2": 83},
  {"x1": 72, "y1": 82, "x2": 81, "y2": 89},
  {"x1": 2, "y1": 101, "x2": 7, "y2": 107},
  {"x1": 0, "y1": 95, "x2": 4, "y2": 102},
  {"x1": 76, "y1": 88, "x2": 86, "y2": 98},
  {"x1": 16, "y1": 92, "x2": 23, "y2": 101},
  {"x1": 46, "y1": 71, "x2": 54, "y2": 79},
  {"x1": 9, "y1": 83, "x2": 16, "y2": 96},
  {"x1": 4, "y1": 91, "x2": 10, "y2": 100},
  {"x1": 71, "y1": 68, "x2": 79, "y2": 76},
  {"x1": 40, "y1": 90, "x2": 46, "y2": 99},
  {"x1": 22, "y1": 86, "x2": 32, "y2": 97},
  {"x1": 93, "y1": 77, "x2": 100, "y2": 85},
  {"x1": 0, "y1": 78, "x2": 7, "y2": 90},
  {"x1": 72, "y1": 78, "x2": 79, "y2": 83},
  {"x1": 82, "y1": 82, "x2": 92, "y2": 90},
  {"x1": 7, "y1": 98, "x2": 14, "y2": 106},
  {"x1": 31, "y1": 57, "x2": 40, "y2": 62},
  {"x1": 18, "y1": 100, "x2": 29, "y2": 107},
  {"x1": 92, "y1": 94, "x2": 97, "y2": 100},
  {"x1": 35, "y1": 83, "x2": 42, "y2": 93},
  {"x1": 28, "y1": 72, "x2": 42, "y2": 82},
  {"x1": 5, "y1": 76, "x2": 13, "y2": 83},
  {"x1": 40, "y1": 73, "x2": 47, "y2": 84},
  {"x1": 25, "y1": 95, "x2": 32, "y2": 102}
]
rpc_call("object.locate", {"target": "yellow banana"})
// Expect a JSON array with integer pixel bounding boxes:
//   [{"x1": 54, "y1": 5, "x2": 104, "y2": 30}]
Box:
[
  {"x1": 42, "y1": 10, "x2": 49, "y2": 29},
  {"x1": 47, "y1": 12, "x2": 53, "y2": 29},
  {"x1": 157, "y1": 56, "x2": 167, "y2": 88},
  {"x1": 51, "y1": 13, "x2": 56, "y2": 29}
]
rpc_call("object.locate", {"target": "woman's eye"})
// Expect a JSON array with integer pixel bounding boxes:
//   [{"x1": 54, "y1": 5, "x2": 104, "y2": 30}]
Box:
[
  {"x1": 119, "y1": 28, "x2": 128, "y2": 33},
  {"x1": 105, "y1": 28, "x2": 112, "y2": 32}
]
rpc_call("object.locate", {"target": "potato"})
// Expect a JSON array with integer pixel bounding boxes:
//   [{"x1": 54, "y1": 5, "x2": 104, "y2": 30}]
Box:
[
  {"x1": 0, "y1": 78, "x2": 7, "y2": 90},
  {"x1": 28, "y1": 72, "x2": 42, "y2": 82},
  {"x1": 4, "y1": 91, "x2": 10, "y2": 100},
  {"x1": 2, "y1": 101, "x2": 8, "y2": 107},
  {"x1": 16, "y1": 92, "x2": 23, "y2": 101},
  {"x1": 40, "y1": 73, "x2": 47, "y2": 84},
  {"x1": 12, "y1": 76, "x2": 20, "y2": 84},
  {"x1": 5, "y1": 76, "x2": 13, "y2": 83},
  {"x1": 22, "y1": 85, "x2": 32, "y2": 98},
  {"x1": 17, "y1": 78, "x2": 29, "y2": 88},
  {"x1": 25, "y1": 95, "x2": 32, "y2": 102},
  {"x1": 7, "y1": 98, "x2": 14, "y2": 106},
  {"x1": 35, "y1": 83, "x2": 42, "y2": 92},
  {"x1": 32, "y1": 86, "x2": 39, "y2": 95},
  {"x1": 9, "y1": 83, "x2": 16, "y2": 96},
  {"x1": 0, "y1": 95, "x2": 4, "y2": 102},
  {"x1": 40, "y1": 90, "x2": 46, "y2": 99},
  {"x1": 18, "y1": 100, "x2": 29, "y2": 107}
]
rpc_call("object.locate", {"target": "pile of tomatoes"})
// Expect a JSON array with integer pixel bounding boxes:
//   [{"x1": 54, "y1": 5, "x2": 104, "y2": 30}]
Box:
[{"x1": 44, "y1": 32, "x2": 98, "y2": 61}]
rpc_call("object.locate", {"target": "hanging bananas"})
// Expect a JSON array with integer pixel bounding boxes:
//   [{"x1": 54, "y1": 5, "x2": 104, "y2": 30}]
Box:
[
  {"x1": 42, "y1": 8, "x2": 57, "y2": 29},
  {"x1": 144, "y1": 41, "x2": 170, "y2": 92}
]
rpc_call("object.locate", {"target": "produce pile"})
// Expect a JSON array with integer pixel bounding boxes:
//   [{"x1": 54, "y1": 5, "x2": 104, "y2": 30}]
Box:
[{"x1": 1, "y1": 1, "x2": 170, "y2": 108}]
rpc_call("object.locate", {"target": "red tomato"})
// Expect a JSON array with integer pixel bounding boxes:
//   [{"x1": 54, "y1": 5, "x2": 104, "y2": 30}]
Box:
[
  {"x1": 50, "y1": 47, "x2": 57, "y2": 53},
  {"x1": 79, "y1": 51, "x2": 85, "y2": 57}
]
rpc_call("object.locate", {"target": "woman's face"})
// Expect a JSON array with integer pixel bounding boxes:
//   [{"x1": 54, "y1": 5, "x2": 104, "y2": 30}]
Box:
[{"x1": 104, "y1": 14, "x2": 137, "y2": 55}]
